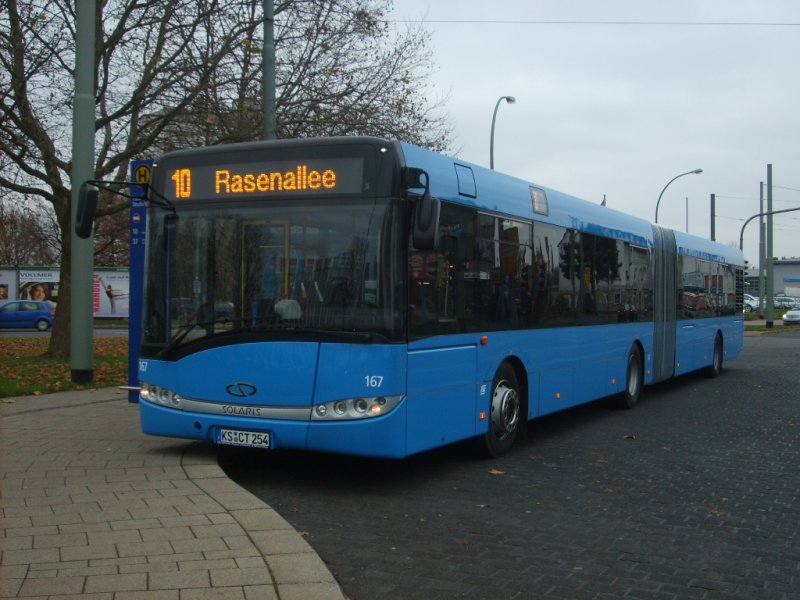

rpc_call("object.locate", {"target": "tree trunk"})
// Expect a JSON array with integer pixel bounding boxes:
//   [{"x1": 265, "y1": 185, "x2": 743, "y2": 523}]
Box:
[{"x1": 47, "y1": 194, "x2": 73, "y2": 358}]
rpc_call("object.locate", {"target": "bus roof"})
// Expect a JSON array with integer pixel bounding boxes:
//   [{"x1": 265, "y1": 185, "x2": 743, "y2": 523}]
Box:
[
  {"x1": 399, "y1": 141, "x2": 744, "y2": 267},
  {"x1": 150, "y1": 136, "x2": 743, "y2": 267}
]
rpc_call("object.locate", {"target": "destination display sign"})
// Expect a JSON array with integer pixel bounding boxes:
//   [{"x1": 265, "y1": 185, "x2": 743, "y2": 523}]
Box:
[{"x1": 162, "y1": 157, "x2": 365, "y2": 201}]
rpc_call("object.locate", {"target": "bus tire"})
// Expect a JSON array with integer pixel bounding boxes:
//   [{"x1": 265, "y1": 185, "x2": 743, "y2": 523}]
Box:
[
  {"x1": 619, "y1": 344, "x2": 643, "y2": 409},
  {"x1": 706, "y1": 334, "x2": 723, "y2": 379},
  {"x1": 479, "y1": 363, "x2": 521, "y2": 458}
]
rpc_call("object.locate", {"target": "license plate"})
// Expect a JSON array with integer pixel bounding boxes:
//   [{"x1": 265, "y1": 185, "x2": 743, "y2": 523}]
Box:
[{"x1": 216, "y1": 428, "x2": 271, "y2": 449}]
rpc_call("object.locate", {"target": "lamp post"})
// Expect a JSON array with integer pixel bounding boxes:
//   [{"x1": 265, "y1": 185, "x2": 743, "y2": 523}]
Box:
[
  {"x1": 654, "y1": 168, "x2": 703, "y2": 224},
  {"x1": 490, "y1": 95, "x2": 515, "y2": 169},
  {"x1": 262, "y1": 0, "x2": 276, "y2": 140}
]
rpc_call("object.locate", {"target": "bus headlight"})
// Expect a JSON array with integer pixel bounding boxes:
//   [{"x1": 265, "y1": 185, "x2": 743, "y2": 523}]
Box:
[
  {"x1": 140, "y1": 381, "x2": 182, "y2": 407},
  {"x1": 311, "y1": 395, "x2": 403, "y2": 421}
]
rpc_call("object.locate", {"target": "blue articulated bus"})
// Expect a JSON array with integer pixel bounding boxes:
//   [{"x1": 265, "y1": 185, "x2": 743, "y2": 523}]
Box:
[{"x1": 125, "y1": 137, "x2": 743, "y2": 458}]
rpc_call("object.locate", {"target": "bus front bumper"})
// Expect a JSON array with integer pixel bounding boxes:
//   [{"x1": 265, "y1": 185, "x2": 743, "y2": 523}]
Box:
[{"x1": 139, "y1": 398, "x2": 409, "y2": 459}]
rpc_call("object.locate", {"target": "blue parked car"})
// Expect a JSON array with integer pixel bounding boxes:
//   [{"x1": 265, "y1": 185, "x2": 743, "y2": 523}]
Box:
[{"x1": 0, "y1": 300, "x2": 56, "y2": 331}]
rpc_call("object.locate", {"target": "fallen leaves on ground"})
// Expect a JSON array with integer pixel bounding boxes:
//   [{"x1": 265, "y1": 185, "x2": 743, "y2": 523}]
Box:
[{"x1": 0, "y1": 337, "x2": 128, "y2": 397}]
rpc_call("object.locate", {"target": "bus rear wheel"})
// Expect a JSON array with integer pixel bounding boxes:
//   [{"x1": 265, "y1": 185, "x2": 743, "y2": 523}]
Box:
[
  {"x1": 479, "y1": 363, "x2": 521, "y2": 458},
  {"x1": 619, "y1": 345, "x2": 643, "y2": 409},
  {"x1": 706, "y1": 334, "x2": 723, "y2": 378}
]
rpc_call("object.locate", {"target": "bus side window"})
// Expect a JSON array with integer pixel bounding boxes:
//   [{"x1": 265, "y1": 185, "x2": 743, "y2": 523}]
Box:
[{"x1": 409, "y1": 202, "x2": 474, "y2": 337}]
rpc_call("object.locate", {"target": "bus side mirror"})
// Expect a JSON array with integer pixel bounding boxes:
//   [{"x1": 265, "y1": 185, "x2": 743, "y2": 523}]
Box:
[
  {"x1": 75, "y1": 182, "x2": 98, "y2": 239},
  {"x1": 406, "y1": 168, "x2": 440, "y2": 250},
  {"x1": 413, "y1": 194, "x2": 440, "y2": 250}
]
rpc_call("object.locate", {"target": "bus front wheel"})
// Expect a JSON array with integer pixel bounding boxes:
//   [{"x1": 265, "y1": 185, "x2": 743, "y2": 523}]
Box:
[{"x1": 480, "y1": 363, "x2": 521, "y2": 458}]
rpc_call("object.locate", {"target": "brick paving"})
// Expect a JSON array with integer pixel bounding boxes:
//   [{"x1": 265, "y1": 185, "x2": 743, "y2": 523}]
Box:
[
  {"x1": 0, "y1": 389, "x2": 344, "y2": 599},
  {"x1": 224, "y1": 330, "x2": 800, "y2": 600}
]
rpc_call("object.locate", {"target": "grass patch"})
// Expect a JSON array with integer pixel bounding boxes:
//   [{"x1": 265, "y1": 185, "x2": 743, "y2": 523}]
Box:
[
  {"x1": 744, "y1": 324, "x2": 793, "y2": 333},
  {"x1": 0, "y1": 337, "x2": 128, "y2": 397}
]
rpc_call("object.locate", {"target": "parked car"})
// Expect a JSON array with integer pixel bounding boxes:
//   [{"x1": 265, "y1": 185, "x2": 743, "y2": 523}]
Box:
[
  {"x1": 214, "y1": 301, "x2": 235, "y2": 319},
  {"x1": 0, "y1": 300, "x2": 55, "y2": 330},
  {"x1": 782, "y1": 307, "x2": 800, "y2": 325},
  {"x1": 774, "y1": 296, "x2": 798, "y2": 309},
  {"x1": 743, "y1": 293, "x2": 759, "y2": 312}
]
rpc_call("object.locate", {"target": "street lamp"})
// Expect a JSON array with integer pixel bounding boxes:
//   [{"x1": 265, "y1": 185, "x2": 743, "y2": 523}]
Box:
[
  {"x1": 490, "y1": 95, "x2": 516, "y2": 170},
  {"x1": 654, "y1": 168, "x2": 703, "y2": 223}
]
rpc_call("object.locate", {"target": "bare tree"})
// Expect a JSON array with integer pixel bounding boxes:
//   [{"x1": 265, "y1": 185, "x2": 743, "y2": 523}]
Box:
[
  {"x1": 152, "y1": 1, "x2": 450, "y2": 151},
  {"x1": 275, "y1": 2, "x2": 449, "y2": 148},
  {"x1": 1, "y1": 0, "x2": 450, "y2": 358},
  {"x1": 0, "y1": 198, "x2": 60, "y2": 266},
  {"x1": 1, "y1": 191, "x2": 129, "y2": 268},
  {"x1": 93, "y1": 207, "x2": 130, "y2": 267}
]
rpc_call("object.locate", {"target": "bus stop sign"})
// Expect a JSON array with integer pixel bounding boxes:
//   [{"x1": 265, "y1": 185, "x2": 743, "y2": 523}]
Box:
[
  {"x1": 134, "y1": 163, "x2": 151, "y2": 186},
  {"x1": 128, "y1": 159, "x2": 153, "y2": 403}
]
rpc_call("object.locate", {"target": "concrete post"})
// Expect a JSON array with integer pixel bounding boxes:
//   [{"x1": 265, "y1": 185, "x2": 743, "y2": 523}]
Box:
[{"x1": 70, "y1": 0, "x2": 96, "y2": 383}]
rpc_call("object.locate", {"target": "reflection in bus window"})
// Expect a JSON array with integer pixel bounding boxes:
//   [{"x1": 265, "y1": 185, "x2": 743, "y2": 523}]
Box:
[{"x1": 143, "y1": 198, "x2": 404, "y2": 356}]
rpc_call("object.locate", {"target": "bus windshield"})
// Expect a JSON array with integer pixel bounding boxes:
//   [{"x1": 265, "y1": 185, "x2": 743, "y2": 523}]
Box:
[{"x1": 142, "y1": 197, "x2": 406, "y2": 358}]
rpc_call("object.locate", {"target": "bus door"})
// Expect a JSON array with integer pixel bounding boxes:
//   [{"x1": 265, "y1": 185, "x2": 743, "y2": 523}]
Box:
[
  {"x1": 241, "y1": 221, "x2": 290, "y2": 325},
  {"x1": 406, "y1": 342, "x2": 478, "y2": 455},
  {"x1": 652, "y1": 226, "x2": 677, "y2": 382}
]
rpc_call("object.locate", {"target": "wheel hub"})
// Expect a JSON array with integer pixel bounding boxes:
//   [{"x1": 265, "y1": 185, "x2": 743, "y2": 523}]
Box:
[{"x1": 491, "y1": 381, "x2": 519, "y2": 440}]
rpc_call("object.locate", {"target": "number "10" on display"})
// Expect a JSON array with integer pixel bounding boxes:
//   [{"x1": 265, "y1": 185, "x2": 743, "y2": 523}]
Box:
[{"x1": 171, "y1": 168, "x2": 192, "y2": 199}]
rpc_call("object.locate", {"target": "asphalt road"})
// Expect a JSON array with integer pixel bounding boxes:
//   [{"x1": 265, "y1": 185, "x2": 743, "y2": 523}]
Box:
[{"x1": 221, "y1": 330, "x2": 800, "y2": 600}]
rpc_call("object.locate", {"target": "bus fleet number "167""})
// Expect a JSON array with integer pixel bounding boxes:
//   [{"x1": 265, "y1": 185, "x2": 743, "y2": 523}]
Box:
[{"x1": 365, "y1": 375, "x2": 384, "y2": 388}]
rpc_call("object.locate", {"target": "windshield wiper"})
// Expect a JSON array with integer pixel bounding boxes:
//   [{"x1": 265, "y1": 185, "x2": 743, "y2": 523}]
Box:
[
  {"x1": 156, "y1": 318, "x2": 389, "y2": 357},
  {"x1": 280, "y1": 326, "x2": 388, "y2": 343},
  {"x1": 236, "y1": 321, "x2": 388, "y2": 343},
  {"x1": 156, "y1": 316, "x2": 235, "y2": 358}
]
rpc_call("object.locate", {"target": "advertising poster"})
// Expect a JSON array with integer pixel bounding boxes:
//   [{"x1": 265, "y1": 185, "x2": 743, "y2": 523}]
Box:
[
  {"x1": 93, "y1": 270, "x2": 130, "y2": 317},
  {"x1": 19, "y1": 269, "x2": 60, "y2": 304},
  {"x1": 1, "y1": 269, "x2": 132, "y2": 317},
  {"x1": 0, "y1": 269, "x2": 17, "y2": 301}
]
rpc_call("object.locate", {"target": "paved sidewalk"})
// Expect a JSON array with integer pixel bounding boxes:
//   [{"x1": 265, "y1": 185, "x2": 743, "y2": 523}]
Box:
[{"x1": 0, "y1": 389, "x2": 345, "y2": 600}]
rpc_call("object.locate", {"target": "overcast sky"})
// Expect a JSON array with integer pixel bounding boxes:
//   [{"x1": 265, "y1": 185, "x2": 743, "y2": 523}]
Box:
[{"x1": 390, "y1": 0, "x2": 800, "y2": 265}]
